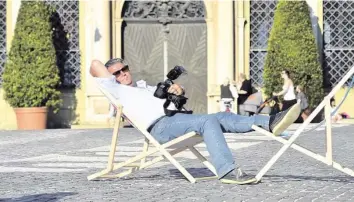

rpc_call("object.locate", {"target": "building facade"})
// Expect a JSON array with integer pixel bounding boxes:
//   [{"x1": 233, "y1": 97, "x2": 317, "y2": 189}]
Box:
[{"x1": 0, "y1": 0, "x2": 353, "y2": 129}]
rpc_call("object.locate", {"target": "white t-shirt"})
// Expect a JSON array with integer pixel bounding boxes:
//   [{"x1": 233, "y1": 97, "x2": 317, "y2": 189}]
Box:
[
  {"x1": 95, "y1": 76, "x2": 172, "y2": 130},
  {"x1": 283, "y1": 84, "x2": 296, "y2": 100}
]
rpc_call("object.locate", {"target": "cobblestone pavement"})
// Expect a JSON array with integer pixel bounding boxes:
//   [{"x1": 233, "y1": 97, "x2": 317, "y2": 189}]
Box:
[{"x1": 0, "y1": 123, "x2": 354, "y2": 202}]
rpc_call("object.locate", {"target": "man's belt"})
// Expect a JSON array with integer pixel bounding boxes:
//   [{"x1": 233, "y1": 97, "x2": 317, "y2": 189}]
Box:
[{"x1": 147, "y1": 116, "x2": 166, "y2": 133}]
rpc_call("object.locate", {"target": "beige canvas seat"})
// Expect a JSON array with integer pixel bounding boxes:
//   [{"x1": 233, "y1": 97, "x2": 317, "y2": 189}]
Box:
[{"x1": 87, "y1": 83, "x2": 218, "y2": 183}]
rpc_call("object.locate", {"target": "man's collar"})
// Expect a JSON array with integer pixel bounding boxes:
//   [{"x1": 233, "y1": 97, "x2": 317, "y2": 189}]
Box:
[
  {"x1": 132, "y1": 82, "x2": 137, "y2": 87},
  {"x1": 136, "y1": 80, "x2": 147, "y2": 88},
  {"x1": 114, "y1": 79, "x2": 137, "y2": 87}
]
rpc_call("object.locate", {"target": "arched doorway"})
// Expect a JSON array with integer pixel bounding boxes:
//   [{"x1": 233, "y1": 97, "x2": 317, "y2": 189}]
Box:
[{"x1": 121, "y1": 1, "x2": 208, "y2": 113}]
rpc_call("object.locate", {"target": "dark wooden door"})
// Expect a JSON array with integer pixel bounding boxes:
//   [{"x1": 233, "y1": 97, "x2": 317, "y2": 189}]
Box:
[{"x1": 122, "y1": 1, "x2": 207, "y2": 113}]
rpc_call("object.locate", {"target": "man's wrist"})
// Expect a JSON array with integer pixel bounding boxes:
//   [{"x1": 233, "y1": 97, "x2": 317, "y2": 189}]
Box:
[{"x1": 180, "y1": 85, "x2": 185, "y2": 95}]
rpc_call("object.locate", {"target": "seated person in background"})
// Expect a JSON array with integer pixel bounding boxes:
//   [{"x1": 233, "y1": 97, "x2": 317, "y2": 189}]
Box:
[
  {"x1": 237, "y1": 73, "x2": 253, "y2": 105},
  {"x1": 295, "y1": 85, "x2": 310, "y2": 123},
  {"x1": 330, "y1": 98, "x2": 350, "y2": 123},
  {"x1": 238, "y1": 85, "x2": 264, "y2": 116},
  {"x1": 220, "y1": 77, "x2": 238, "y2": 112}
]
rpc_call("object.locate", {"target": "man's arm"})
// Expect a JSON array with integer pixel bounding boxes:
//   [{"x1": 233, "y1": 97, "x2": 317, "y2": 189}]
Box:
[
  {"x1": 90, "y1": 60, "x2": 111, "y2": 78},
  {"x1": 238, "y1": 80, "x2": 248, "y2": 95},
  {"x1": 238, "y1": 90, "x2": 248, "y2": 95}
]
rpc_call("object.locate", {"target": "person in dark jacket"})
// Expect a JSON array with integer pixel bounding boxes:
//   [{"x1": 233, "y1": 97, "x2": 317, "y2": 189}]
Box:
[
  {"x1": 220, "y1": 78, "x2": 238, "y2": 112},
  {"x1": 237, "y1": 73, "x2": 253, "y2": 105}
]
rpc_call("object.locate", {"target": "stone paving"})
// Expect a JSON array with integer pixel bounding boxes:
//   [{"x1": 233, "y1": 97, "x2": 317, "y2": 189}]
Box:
[{"x1": 0, "y1": 123, "x2": 354, "y2": 202}]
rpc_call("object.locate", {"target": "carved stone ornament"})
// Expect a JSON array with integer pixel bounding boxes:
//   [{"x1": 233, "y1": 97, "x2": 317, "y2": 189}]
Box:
[{"x1": 122, "y1": 1, "x2": 205, "y2": 21}]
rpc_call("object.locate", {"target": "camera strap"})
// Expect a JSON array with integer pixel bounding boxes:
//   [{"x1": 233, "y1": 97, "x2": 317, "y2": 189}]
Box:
[{"x1": 163, "y1": 100, "x2": 193, "y2": 117}]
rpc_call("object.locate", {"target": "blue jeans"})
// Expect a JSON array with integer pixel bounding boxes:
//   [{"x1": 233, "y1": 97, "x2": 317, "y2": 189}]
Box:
[{"x1": 150, "y1": 112, "x2": 270, "y2": 178}]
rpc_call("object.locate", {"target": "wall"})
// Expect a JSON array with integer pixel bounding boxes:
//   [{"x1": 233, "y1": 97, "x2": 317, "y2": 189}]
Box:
[
  {"x1": 0, "y1": 90, "x2": 16, "y2": 129},
  {"x1": 1, "y1": 0, "x2": 352, "y2": 130},
  {"x1": 335, "y1": 88, "x2": 354, "y2": 117},
  {"x1": 0, "y1": 0, "x2": 88, "y2": 129},
  {"x1": 206, "y1": 0, "x2": 235, "y2": 113},
  {"x1": 81, "y1": 0, "x2": 112, "y2": 125},
  {"x1": 307, "y1": 0, "x2": 353, "y2": 117}
]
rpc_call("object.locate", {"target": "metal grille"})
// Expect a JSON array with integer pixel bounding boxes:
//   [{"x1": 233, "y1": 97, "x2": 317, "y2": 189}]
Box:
[
  {"x1": 0, "y1": 1, "x2": 6, "y2": 85},
  {"x1": 250, "y1": 0, "x2": 277, "y2": 87},
  {"x1": 324, "y1": 0, "x2": 354, "y2": 87},
  {"x1": 46, "y1": 0, "x2": 80, "y2": 88}
]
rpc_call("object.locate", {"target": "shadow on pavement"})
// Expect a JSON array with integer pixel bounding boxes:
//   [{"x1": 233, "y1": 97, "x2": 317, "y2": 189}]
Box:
[
  {"x1": 89, "y1": 168, "x2": 215, "y2": 182},
  {"x1": 262, "y1": 174, "x2": 354, "y2": 183},
  {"x1": 0, "y1": 192, "x2": 77, "y2": 202}
]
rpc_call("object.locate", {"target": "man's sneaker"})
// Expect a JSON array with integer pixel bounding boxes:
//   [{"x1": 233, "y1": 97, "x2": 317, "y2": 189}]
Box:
[
  {"x1": 220, "y1": 168, "x2": 257, "y2": 185},
  {"x1": 269, "y1": 102, "x2": 301, "y2": 136}
]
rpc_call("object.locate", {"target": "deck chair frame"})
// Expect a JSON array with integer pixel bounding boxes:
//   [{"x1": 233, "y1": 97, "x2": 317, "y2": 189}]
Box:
[
  {"x1": 87, "y1": 83, "x2": 218, "y2": 183},
  {"x1": 252, "y1": 66, "x2": 354, "y2": 182}
]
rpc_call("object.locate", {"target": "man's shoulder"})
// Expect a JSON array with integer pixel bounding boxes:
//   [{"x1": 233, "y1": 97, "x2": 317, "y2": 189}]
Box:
[
  {"x1": 241, "y1": 79, "x2": 252, "y2": 90},
  {"x1": 297, "y1": 92, "x2": 307, "y2": 98},
  {"x1": 94, "y1": 75, "x2": 117, "y2": 86}
]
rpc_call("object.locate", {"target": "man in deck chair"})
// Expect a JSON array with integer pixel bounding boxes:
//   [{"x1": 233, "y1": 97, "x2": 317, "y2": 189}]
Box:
[{"x1": 90, "y1": 58, "x2": 301, "y2": 185}]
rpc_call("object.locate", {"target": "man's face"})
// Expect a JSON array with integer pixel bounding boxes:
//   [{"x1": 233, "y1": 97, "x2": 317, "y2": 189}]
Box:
[
  {"x1": 296, "y1": 86, "x2": 300, "y2": 92},
  {"x1": 107, "y1": 62, "x2": 133, "y2": 85},
  {"x1": 281, "y1": 71, "x2": 287, "y2": 79},
  {"x1": 238, "y1": 74, "x2": 245, "y2": 81}
]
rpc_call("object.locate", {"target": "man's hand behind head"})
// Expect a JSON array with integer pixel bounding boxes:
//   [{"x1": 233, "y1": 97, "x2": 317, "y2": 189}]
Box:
[{"x1": 90, "y1": 60, "x2": 111, "y2": 78}]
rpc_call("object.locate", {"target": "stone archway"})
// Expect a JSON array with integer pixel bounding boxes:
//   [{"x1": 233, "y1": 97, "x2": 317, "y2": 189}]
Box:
[
  {"x1": 120, "y1": 1, "x2": 208, "y2": 113},
  {"x1": 112, "y1": 1, "x2": 216, "y2": 112}
]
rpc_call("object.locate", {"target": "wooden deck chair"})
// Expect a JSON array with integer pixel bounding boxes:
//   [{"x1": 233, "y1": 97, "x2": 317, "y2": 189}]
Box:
[
  {"x1": 252, "y1": 66, "x2": 354, "y2": 183},
  {"x1": 87, "y1": 82, "x2": 218, "y2": 183}
]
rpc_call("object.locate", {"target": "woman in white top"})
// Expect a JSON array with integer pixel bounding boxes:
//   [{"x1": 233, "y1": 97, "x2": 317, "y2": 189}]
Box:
[{"x1": 273, "y1": 70, "x2": 297, "y2": 111}]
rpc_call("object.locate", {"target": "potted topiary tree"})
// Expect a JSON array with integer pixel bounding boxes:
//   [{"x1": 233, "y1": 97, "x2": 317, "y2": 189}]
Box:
[
  {"x1": 263, "y1": 0, "x2": 324, "y2": 110},
  {"x1": 2, "y1": 1, "x2": 61, "y2": 130}
]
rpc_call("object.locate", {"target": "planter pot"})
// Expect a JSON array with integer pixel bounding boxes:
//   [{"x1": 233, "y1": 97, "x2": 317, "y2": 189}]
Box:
[{"x1": 14, "y1": 107, "x2": 48, "y2": 130}]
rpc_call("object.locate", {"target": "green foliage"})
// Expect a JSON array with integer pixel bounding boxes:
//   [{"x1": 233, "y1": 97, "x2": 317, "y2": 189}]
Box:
[
  {"x1": 3, "y1": 1, "x2": 61, "y2": 112},
  {"x1": 263, "y1": 0, "x2": 324, "y2": 108}
]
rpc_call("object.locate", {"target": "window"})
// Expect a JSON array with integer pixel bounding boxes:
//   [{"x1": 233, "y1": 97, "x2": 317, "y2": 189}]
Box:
[{"x1": 249, "y1": 0, "x2": 277, "y2": 87}]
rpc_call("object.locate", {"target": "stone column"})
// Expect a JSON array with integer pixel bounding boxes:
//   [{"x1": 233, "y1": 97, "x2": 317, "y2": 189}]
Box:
[
  {"x1": 7, "y1": 0, "x2": 21, "y2": 50},
  {"x1": 113, "y1": 0, "x2": 124, "y2": 59},
  {"x1": 113, "y1": 19, "x2": 123, "y2": 58},
  {"x1": 306, "y1": 0, "x2": 323, "y2": 64},
  {"x1": 206, "y1": 17, "x2": 218, "y2": 114},
  {"x1": 215, "y1": 0, "x2": 234, "y2": 85},
  {"x1": 236, "y1": 0, "x2": 246, "y2": 77},
  {"x1": 85, "y1": 0, "x2": 111, "y2": 96},
  {"x1": 85, "y1": 0, "x2": 112, "y2": 123}
]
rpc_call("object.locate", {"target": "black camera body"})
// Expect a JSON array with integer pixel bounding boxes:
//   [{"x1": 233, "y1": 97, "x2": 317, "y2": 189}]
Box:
[{"x1": 153, "y1": 66, "x2": 188, "y2": 110}]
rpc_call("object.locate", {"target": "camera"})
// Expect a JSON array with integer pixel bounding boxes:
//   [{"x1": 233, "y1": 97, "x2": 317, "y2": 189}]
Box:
[{"x1": 153, "y1": 66, "x2": 188, "y2": 110}]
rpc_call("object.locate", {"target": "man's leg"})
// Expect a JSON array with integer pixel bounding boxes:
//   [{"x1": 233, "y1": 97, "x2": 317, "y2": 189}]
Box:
[
  {"x1": 214, "y1": 101, "x2": 301, "y2": 136},
  {"x1": 212, "y1": 112, "x2": 270, "y2": 133},
  {"x1": 150, "y1": 113, "x2": 236, "y2": 179}
]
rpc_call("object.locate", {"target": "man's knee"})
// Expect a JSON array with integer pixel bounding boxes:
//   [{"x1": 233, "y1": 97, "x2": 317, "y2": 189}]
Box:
[
  {"x1": 214, "y1": 112, "x2": 229, "y2": 116},
  {"x1": 202, "y1": 116, "x2": 220, "y2": 126}
]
